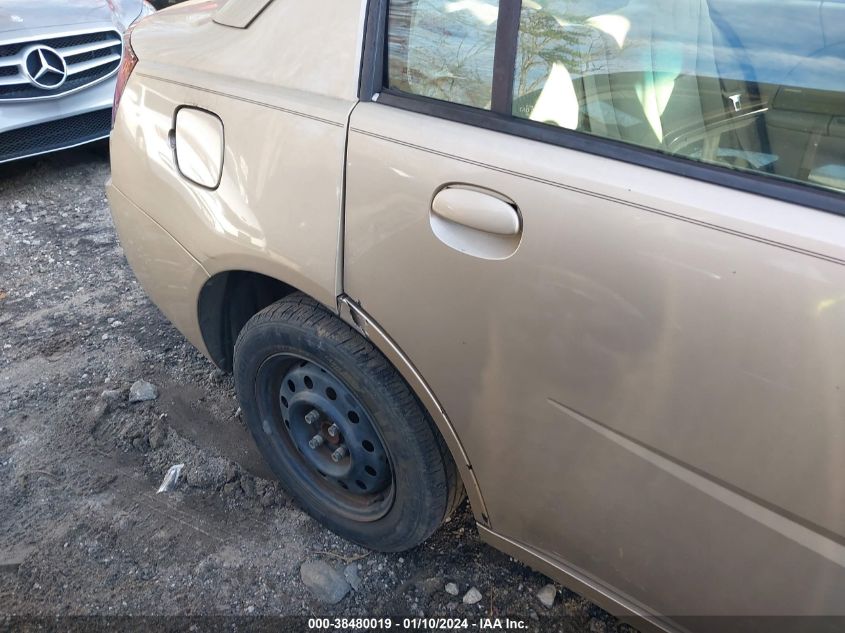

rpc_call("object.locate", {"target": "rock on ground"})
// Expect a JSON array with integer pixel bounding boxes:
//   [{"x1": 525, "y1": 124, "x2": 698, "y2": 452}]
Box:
[
  {"x1": 537, "y1": 584, "x2": 557, "y2": 608},
  {"x1": 300, "y1": 561, "x2": 351, "y2": 604},
  {"x1": 344, "y1": 563, "x2": 362, "y2": 592},
  {"x1": 462, "y1": 587, "x2": 482, "y2": 605},
  {"x1": 129, "y1": 380, "x2": 158, "y2": 403},
  {"x1": 445, "y1": 582, "x2": 459, "y2": 596}
]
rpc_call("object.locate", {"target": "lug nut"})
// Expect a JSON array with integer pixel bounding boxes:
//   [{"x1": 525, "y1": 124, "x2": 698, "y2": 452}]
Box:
[
  {"x1": 327, "y1": 423, "x2": 340, "y2": 438},
  {"x1": 304, "y1": 409, "x2": 321, "y2": 425},
  {"x1": 331, "y1": 445, "x2": 349, "y2": 463},
  {"x1": 308, "y1": 434, "x2": 325, "y2": 449}
]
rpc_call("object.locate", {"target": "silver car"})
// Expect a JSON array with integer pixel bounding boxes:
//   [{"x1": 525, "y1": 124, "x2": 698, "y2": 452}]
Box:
[{"x1": 0, "y1": 0, "x2": 154, "y2": 164}]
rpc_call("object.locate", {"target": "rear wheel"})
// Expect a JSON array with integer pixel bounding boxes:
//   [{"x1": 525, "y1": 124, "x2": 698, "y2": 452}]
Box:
[{"x1": 233, "y1": 293, "x2": 463, "y2": 551}]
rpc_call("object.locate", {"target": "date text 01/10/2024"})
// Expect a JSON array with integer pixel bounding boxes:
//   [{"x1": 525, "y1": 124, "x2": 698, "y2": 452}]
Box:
[{"x1": 307, "y1": 618, "x2": 529, "y2": 630}]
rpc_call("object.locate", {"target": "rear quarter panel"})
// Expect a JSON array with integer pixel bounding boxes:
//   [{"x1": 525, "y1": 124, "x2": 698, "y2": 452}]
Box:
[{"x1": 110, "y1": 0, "x2": 367, "y2": 307}]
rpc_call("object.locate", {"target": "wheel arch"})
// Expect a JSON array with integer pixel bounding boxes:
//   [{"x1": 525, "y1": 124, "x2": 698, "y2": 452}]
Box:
[
  {"x1": 196, "y1": 271, "x2": 489, "y2": 525},
  {"x1": 337, "y1": 295, "x2": 491, "y2": 528},
  {"x1": 197, "y1": 270, "x2": 302, "y2": 372}
]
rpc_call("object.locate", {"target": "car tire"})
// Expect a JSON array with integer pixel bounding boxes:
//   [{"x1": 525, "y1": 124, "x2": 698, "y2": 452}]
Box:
[{"x1": 233, "y1": 293, "x2": 464, "y2": 551}]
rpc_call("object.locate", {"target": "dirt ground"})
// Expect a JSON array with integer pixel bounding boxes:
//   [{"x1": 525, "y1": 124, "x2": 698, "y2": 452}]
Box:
[{"x1": 0, "y1": 147, "x2": 635, "y2": 632}]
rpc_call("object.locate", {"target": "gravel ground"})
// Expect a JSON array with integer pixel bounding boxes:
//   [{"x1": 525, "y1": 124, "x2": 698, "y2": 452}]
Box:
[{"x1": 0, "y1": 147, "x2": 636, "y2": 632}]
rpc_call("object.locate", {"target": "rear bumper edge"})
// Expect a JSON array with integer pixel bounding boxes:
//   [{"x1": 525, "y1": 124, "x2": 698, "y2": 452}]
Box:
[{"x1": 107, "y1": 181, "x2": 212, "y2": 358}]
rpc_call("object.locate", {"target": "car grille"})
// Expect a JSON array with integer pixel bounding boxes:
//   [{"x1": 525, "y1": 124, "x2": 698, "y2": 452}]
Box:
[
  {"x1": 0, "y1": 30, "x2": 122, "y2": 100},
  {"x1": 0, "y1": 109, "x2": 112, "y2": 163}
]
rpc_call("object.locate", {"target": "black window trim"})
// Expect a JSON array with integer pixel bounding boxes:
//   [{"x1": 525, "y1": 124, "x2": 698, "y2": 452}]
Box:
[
  {"x1": 491, "y1": 1, "x2": 522, "y2": 114},
  {"x1": 359, "y1": 0, "x2": 845, "y2": 216}
]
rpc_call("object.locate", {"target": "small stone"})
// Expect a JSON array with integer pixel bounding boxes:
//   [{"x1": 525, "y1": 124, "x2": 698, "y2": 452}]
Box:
[
  {"x1": 224, "y1": 463, "x2": 239, "y2": 483},
  {"x1": 344, "y1": 563, "x2": 362, "y2": 591},
  {"x1": 129, "y1": 380, "x2": 158, "y2": 403},
  {"x1": 462, "y1": 587, "x2": 482, "y2": 605},
  {"x1": 537, "y1": 584, "x2": 557, "y2": 608},
  {"x1": 529, "y1": 610, "x2": 539, "y2": 622},
  {"x1": 223, "y1": 482, "x2": 240, "y2": 495},
  {"x1": 445, "y1": 582, "x2": 459, "y2": 596},
  {"x1": 300, "y1": 561, "x2": 350, "y2": 604},
  {"x1": 239, "y1": 475, "x2": 256, "y2": 498}
]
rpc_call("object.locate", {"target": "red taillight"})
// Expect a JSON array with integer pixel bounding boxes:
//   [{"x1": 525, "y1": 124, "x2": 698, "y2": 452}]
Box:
[{"x1": 112, "y1": 28, "x2": 138, "y2": 128}]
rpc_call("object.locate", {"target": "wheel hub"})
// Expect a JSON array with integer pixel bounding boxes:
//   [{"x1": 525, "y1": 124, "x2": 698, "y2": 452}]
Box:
[{"x1": 280, "y1": 361, "x2": 391, "y2": 496}]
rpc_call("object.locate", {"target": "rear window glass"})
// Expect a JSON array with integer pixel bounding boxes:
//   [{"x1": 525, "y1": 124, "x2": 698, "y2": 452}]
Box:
[
  {"x1": 386, "y1": 0, "x2": 845, "y2": 195},
  {"x1": 511, "y1": 0, "x2": 845, "y2": 194},
  {"x1": 387, "y1": 0, "x2": 499, "y2": 109}
]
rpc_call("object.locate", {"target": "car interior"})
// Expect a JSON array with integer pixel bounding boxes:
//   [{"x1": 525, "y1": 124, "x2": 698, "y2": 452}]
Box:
[
  {"x1": 515, "y1": 0, "x2": 845, "y2": 193},
  {"x1": 390, "y1": 0, "x2": 845, "y2": 194}
]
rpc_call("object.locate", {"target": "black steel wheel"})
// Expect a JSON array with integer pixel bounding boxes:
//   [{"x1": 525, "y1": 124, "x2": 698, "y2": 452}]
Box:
[
  {"x1": 234, "y1": 293, "x2": 464, "y2": 551},
  {"x1": 257, "y1": 356, "x2": 394, "y2": 522}
]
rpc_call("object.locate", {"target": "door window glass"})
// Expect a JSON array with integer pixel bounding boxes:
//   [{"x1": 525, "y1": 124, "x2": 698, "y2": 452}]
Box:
[
  {"x1": 387, "y1": 0, "x2": 500, "y2": 109},
  {"x1": 512, "y1": 0, "x2": 845, "y2": 194}
]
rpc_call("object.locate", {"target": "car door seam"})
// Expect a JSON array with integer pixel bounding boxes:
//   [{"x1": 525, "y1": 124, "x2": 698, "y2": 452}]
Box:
[{"x1": 337, "y1": 99, "x2": 363, "y2": 298}]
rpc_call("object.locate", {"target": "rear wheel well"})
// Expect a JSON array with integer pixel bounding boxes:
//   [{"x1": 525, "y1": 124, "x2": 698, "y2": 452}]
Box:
[{"x1": 198, "y1": 271, "x2": 298, "y2": 372}]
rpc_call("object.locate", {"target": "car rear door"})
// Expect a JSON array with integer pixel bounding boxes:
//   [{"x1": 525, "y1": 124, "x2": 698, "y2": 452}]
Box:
[{"x1": 344, "y1": 0, "x2": 845, "y2": 623}]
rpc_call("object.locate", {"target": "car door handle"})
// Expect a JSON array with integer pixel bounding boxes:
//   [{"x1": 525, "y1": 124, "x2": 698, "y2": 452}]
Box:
[{"x1": 431, "y1": 187, "x2": 521, "y2": 236}]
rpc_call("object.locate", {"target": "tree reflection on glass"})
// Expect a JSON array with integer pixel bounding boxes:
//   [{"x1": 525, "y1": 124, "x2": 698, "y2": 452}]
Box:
[{"x1": 388, "y1": 0, "x2": 499, "y2": 109}]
